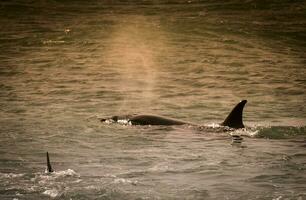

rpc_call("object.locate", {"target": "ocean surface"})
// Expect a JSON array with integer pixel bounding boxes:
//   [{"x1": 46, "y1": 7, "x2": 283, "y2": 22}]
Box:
[{"x1": 1, "y1": 0, "x2": 306, "y2": 199}]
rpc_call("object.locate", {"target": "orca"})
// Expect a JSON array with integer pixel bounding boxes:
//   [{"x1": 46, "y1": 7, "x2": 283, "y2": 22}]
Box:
[
  {"x1": 46, "y1": 152, "x2": 54, "y2": 173},
  {"x1": 101, "y1": 100, "x2": 247, "y2": 129}
]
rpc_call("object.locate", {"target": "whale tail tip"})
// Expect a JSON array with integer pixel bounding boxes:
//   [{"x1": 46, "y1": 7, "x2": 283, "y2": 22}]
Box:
[
  {"x1": 46, "y1": 152, "x2": 54, "y2": 173},
  {"x1": 221, "y1": 100, "x2": 247, "y2": 129}
]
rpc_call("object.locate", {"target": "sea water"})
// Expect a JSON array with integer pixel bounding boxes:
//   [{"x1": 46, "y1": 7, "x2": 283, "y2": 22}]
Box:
[{"x1": 0, "y1": 1, "x2": 306, "y2": 199}]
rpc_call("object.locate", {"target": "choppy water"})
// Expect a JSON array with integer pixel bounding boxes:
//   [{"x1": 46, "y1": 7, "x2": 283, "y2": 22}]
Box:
[{"x1": 1, "y1": 1, "x2": 306, "y2": 199}]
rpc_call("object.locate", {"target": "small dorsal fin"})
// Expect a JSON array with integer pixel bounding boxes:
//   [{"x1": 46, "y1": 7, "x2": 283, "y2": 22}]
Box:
[
  {"x1": 46, "y1": 152, "x2": 53, "y2": 173},
  {"x1": 221, "y1": 100, "x2": 247, "y2": 129}
]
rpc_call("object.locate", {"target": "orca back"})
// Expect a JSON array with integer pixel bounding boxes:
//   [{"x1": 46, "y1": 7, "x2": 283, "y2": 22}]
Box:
[{"x1": 130, "y1": 115, "x2": 188, "y2": 125}]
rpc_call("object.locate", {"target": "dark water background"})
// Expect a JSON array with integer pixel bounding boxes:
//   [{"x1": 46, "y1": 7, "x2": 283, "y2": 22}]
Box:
[{"x1": 1, "y1": 0, "x2": 306, "y2": 199}]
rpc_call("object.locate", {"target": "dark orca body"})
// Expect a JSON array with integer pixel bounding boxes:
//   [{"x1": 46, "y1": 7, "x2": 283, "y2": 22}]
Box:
[
  {"x1": 128, "y1": 114, "x2": 193, "y2": 126},
  {"x1": 101, "y1": 100, "x2": 247, "y2": 129}
]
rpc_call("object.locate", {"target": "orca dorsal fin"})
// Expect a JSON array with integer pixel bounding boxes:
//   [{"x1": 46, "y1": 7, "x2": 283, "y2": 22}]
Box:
[
  {"x1": 46, "y1": 152, "x2": 54, "y2": 173},
  {"x1": 221, "y1": 100, "x2": 247, "y2": 129}
]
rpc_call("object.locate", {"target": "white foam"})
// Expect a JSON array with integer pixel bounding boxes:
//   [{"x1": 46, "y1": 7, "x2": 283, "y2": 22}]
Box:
[
  {"x1": 114, "y1": 178, "x2": 138, "y2": 185},
  {"x1": 16, "y1": 192, "x2": 22, "y2": 196},
  {"x1": 148, "y1": 164, "x2": 170, "y2": 172},
  {"x1": 53, "y1": 169, "x2": 78, "y2": 177},
  {"x1": 42, "y1": 189, "x2": 59, "y2": 198},
  {"x1": 102, "y1": 174, "x2": 117, "y2": 178},
  {"x1": 117, "y1": 119, "x2": 131, "y2": 125},
  {"x1": 104, "y1": 119, "x2": 114, "y2": 124},
  {"x1": 39, "y1": 169, "x2": 79, "y2": 184},
  {"x1": 272, "y1": 196, "x2": 282, "y2": 200},
  {"x1": 43, "y1": 169, "x2": 78, "y2": 177},
  {"x1": 230, "y1": 128, "x2": 259, "y2": 137},
  {"x1": 0, "y1": 172, "x2": 24, "y2": 178},
  {"x1": 207, "y1": 123, "x2": 221, "y2": 128}
]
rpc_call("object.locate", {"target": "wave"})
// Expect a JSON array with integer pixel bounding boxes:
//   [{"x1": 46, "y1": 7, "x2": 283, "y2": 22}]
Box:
[
  {"x1": 226, "y1": 125, "x2": 306, "y2": 139},
  {"x1": 253, "y1": 126, "x2": 306, "y2": 139}
]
